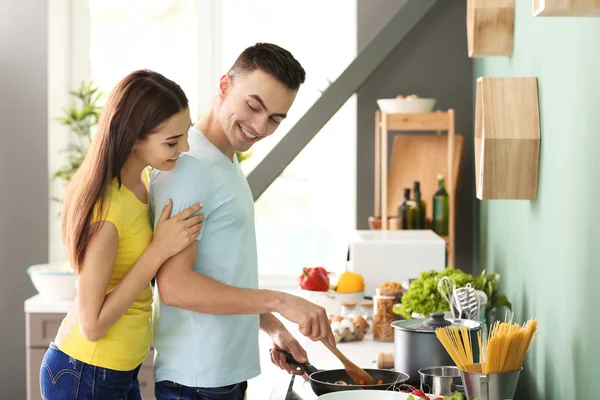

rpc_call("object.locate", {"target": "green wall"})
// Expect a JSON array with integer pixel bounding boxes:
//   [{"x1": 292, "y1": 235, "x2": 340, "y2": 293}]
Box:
[{"x1": 474, "y1": 1, "x2": 600, "y2": 399}]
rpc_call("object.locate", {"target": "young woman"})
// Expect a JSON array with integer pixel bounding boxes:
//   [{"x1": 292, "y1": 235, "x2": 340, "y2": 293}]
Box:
[{"x1": 40, "y1": 69, "x2": 203, "y2": 399}]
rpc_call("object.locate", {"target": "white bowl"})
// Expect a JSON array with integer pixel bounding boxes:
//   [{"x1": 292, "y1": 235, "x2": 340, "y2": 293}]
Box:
[
  {"x1": 377, "y1": 98, "x2": 437, "y2": 113},
  {"x1": 318, "y1": 391, "x2": 437, "y2": 399},
  {"x1": 27, "y1": 263, "x2": 76, "y2": 300},
  {"x1": 300, "y1": 290, "x2": 365, "y2": 317}
]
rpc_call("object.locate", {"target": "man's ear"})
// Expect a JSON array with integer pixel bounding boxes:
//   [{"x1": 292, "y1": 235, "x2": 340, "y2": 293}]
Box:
[{"x1": 218, "y1": 74, "x2": 232, "y2": 100}]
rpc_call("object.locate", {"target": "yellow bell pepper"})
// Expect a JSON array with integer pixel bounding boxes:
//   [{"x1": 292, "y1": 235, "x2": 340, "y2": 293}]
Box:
[{"x1": 335, "y1": 271, "x2": 365, "y2": 293}]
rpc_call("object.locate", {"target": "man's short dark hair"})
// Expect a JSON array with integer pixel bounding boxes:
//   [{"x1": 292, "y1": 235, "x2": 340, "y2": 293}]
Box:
[{"x1": 228, "y1": 43, "x2": 306, "y2": 90}]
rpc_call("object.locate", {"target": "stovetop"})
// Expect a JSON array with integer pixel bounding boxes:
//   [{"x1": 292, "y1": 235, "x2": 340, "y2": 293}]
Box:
[{"x1": 270, "y1": 374, "x2": 318, "y2": 400}]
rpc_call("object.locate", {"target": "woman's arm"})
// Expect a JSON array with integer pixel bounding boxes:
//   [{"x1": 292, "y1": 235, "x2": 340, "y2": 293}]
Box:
[
  {"x1": 76, "y1": 221, "x2": 165, "y2": 341},
  {"x1": 76, "y1": 201, "x2": 203, "y2": 342}
]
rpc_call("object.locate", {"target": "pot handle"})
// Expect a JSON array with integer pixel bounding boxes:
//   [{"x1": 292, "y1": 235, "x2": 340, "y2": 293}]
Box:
[
  {"x1": 421, "y1": 383, "x2": 432, "y2": 394},
  {"x1": 480, "y1": 374, "x2": 490, "y2": 400},
  {"x1": 270, "y1": 349, "x2": 319, "y2": 376}
]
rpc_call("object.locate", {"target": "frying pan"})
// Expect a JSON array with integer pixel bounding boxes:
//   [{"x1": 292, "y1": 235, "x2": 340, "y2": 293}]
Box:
[{"x1": 274, "y1": 349, "x2": 410, "y2": 396}]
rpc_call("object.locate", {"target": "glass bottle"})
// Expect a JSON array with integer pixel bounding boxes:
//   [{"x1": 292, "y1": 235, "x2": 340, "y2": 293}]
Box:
[
  {"x1": 432, "y1": 174, "x2": 449, "y2": 236},
  {"x1": 398, "y1": 188, "x2": 415, "y2": 230},
  {"x1": 413, "y1": 181, "x2": 426, "y2": 229}
]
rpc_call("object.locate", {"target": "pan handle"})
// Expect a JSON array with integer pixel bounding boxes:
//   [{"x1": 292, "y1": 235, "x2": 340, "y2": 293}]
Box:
[{"x1": 270, "y1": 349, "x2": 319, "y2": 376}]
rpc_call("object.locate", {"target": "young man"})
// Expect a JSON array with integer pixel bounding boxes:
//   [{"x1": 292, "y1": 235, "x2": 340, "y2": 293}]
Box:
[{"x1": 149, "y1": 43, "x2": 335, "y2": 400}]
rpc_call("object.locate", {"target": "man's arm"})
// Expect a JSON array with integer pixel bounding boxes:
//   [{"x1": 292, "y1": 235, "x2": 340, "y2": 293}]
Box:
[
  {"x1": 259, "y1": 312, "x2": 285, "y2": 335},
  {"x1": 155, "y1": 246, "x2": 335, "y2": 345},
  {"x1": 156, "y1": 245, "x2": 280, "y2": 314}
]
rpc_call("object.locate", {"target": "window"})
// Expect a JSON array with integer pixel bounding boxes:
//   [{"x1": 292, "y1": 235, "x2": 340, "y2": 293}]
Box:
[
  {"x1": 89, "y1": 0, "x2": 200, "y2": 113},
  {"x1": 50, "y1": 0, "x2": 357, "y2": 285},
  {"x1": 218, "y1": 0, "x2": 357, "y2": 282}
]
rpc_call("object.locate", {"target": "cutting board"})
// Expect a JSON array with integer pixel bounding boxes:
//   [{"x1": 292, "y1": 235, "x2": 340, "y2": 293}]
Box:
[{"x1": 386, "y1": 134, "x2": 464, "y2": 220}]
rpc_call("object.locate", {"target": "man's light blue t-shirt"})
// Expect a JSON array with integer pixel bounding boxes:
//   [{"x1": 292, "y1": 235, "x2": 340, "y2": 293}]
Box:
[{"x1": 149, "y1": 128, "x2": 260, "y2": 388}]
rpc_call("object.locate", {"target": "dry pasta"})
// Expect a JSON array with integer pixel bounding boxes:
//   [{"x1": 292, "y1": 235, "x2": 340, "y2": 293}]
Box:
[{"x1": 434, "y1": 312, "x2": 538, "y2": 374}]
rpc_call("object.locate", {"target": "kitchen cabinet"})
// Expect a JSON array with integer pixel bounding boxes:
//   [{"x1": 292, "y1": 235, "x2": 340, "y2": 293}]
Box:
[{"x1": 24, "y1": 295, "x2": 156, "y2": 400}]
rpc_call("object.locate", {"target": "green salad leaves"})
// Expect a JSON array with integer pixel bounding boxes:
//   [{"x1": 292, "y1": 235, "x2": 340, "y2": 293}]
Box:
[{"x1": 393, "y1": 269, "x2": 512, "y2": 320}]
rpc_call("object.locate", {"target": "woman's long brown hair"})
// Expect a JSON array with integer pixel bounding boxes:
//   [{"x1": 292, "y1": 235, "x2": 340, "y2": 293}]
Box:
[{"x1": 62, "y1": 70, "x2": 188, "y2": 274}]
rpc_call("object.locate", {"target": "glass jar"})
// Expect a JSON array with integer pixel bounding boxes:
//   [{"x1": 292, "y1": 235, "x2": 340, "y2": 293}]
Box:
[
  {"x1": 360, "y1": 300, "x2": 374, "y2": 322},
  {"x1": 341, "y1": 302, "x2": 358, "y2": 319},
  {"x1": 373, "y1": 289, "x2": 398, "y2": 342}
]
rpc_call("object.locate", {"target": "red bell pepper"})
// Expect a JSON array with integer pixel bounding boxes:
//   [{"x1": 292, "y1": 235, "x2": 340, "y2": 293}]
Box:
[{"x1": 299, "y1": 267, "x2": 330, "y2": 292}]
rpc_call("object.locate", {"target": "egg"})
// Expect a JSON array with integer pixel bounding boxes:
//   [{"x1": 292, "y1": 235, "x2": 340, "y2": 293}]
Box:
[
  {"x1": 353, "y1": 316, "x2": 369, "y2": 330},
  {"x1": 354, "y1": 326, "x2": 367, "y2": 341},
  {"x1": 330, "y1": 320, "x2": 342, "y2": 334},
  {"x1": 332, "y1": 315, "x2": 344, "y2": 323},
  {"x1": 339, "y1": 318, "x2": 355, "y2": 334}
]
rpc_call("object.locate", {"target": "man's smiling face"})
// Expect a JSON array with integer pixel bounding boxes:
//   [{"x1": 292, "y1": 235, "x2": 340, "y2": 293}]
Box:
[{"x1": 218, "y1": 69, "x2": 298, "y2": 153}]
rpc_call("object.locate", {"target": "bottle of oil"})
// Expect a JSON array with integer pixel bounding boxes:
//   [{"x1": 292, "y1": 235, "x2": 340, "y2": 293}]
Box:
[
  {"x1": 432, "y1": 175, "x2": 449, "y2": 236},
  {"x1": 398, "y1": 188, "x2": 415, "y2": 229},
  {"x1": 413, "y1": 181, "x2": 426, "y2": 229}
]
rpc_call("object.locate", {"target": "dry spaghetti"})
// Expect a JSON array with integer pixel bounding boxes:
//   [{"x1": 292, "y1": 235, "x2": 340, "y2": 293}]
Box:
[{"x1": 435, "y1": 312, "x2": 538, "y2": 374}]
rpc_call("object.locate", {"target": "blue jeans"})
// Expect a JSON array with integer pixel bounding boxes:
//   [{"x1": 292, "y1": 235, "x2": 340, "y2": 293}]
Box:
[
  {"x1": 155, "y1": 380, "x2": 247, "y2": 400},
  {"x1": 40, "y1": 342, "x2": 142, "y2": 400}
]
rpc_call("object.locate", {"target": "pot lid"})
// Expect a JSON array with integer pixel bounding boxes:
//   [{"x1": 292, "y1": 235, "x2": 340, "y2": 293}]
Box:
[{"x1": 391, "y1": 312, "x2": 481, "y2": 333}]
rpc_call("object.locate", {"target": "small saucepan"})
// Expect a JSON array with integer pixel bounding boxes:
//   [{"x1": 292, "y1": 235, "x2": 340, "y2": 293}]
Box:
[{"x1": 274, "y1": 349, "x2": 410, "y2": 396}]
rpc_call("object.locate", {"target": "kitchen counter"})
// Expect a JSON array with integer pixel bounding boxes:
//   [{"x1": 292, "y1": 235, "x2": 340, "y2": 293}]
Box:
[{"x1": 25, "y1": 294, "x2": 72, "y2": 314}]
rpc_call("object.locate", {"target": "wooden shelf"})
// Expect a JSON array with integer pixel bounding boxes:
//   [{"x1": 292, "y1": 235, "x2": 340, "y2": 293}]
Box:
[
  {"x1": 374, "y1": 110, "x2": 463, "y2": 268},
  {"x1": 475, "y1": 77, "x2": 541, "y2": 200},
  {"x1": 467, "y1": 0, "x2": 514, "y2": 57},
  {"x1": 533, "y1": 0, "x2": 600, "y2": 16},
  {"x1": 386, "y1": 112, "x2": 452, "y2": 131}
]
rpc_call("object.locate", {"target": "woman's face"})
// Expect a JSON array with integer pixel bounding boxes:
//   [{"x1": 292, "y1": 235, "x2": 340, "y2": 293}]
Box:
[{"x1": 134, "y1": 107, "x2": 191, "y2": 171}]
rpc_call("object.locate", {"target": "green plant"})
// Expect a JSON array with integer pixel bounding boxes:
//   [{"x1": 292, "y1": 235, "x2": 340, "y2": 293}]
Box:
[
  {"x1": 52, "y1": 81, "x2": 103, "y2": 200},
  {"x1": 392, "y1": 269, "x2": 512, "y2": 321}
]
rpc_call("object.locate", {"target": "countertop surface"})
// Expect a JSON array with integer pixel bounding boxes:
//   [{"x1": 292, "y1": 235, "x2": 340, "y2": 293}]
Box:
[{"x1": 25, "y1": 294, "x2": 72, "y2": 314}]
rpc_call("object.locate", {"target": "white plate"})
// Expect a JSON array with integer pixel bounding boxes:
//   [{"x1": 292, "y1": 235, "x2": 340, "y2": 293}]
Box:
[{"x1": 317, "y1": 391, "x2": 437, "y2": 399}]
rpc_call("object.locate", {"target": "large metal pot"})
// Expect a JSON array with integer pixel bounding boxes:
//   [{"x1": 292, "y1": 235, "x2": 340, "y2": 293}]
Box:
[{"x1": 391, "y1": 312, "x2": 481, "y2": 386}]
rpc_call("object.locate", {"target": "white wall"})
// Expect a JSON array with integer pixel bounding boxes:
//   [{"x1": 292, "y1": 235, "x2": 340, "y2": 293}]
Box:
[
  {"x1": 0, "y1": 0, "x2": 49, "y2": 396},
  {"x1": 48, "y1": 0, "x2": 90, "y2": 263}
]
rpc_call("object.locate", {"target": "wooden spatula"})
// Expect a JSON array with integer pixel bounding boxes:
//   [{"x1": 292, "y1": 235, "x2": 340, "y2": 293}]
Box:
[{"x1": 320, "y1": 338, "x2": 377, "y2": 385}]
